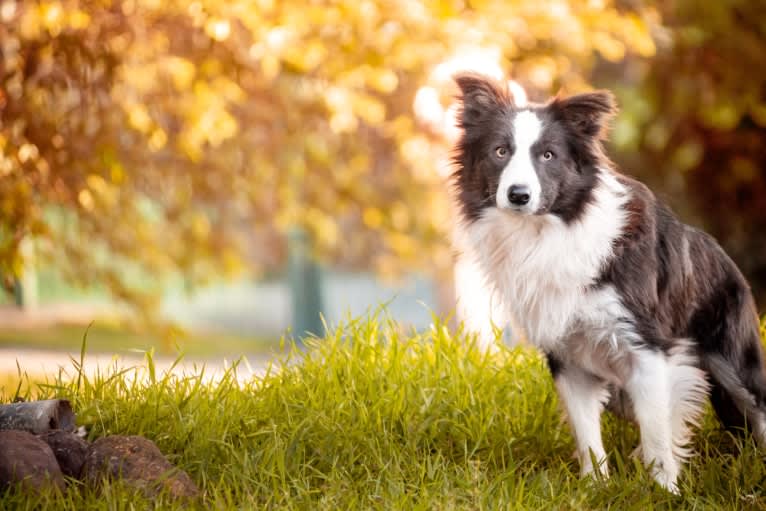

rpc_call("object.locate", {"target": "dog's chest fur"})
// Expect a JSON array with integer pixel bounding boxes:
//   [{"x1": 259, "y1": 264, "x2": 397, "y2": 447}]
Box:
[{"x1": 464, "y1": 172, "x2": 631, "y2": 357}]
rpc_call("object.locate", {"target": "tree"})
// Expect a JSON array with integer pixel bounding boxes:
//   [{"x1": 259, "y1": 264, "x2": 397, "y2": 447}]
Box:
[
  {"x1": 607, "y1": 0, "x2": 766, "y2": 304},
  {"x1": 0, "y1": 0, "x2": 657, "y2": 313}
]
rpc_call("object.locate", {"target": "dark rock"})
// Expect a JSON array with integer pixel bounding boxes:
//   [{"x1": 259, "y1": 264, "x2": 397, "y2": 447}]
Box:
[
  {"x1": 0, "y1": 399, "x2": 76, "y2": 434},
  {"x1": 39, "y1": 430, "x2": 89, "y2": 479},
  {"x1": 83, "y1": 435, "x2": 198, "y2": 499},
  {"x1": 0, "y1": 430, "x2": 65, "y2": 492}
]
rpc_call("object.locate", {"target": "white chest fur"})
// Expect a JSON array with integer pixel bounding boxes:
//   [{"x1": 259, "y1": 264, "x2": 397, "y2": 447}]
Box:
[{"x1": 463, "y1": 172, "x2": 629, "y2": 351}]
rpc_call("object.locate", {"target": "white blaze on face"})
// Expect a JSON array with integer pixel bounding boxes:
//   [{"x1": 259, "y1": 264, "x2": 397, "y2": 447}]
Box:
[{"x1": 495, "y1": 110, "x2": 543, "y2": 213}]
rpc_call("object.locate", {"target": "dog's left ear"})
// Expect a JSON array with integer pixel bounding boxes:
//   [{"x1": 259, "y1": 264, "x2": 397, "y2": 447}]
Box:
[
  {"x1": 551, "y1": 90, "x2": 617, "y2": 140},
  {"x1": 453, "y1": 73, "x2": 508, "y2": 130}
]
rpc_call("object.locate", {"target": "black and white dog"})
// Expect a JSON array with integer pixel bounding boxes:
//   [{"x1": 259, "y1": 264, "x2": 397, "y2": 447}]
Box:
[{"x1": 451, "y1": 72, "x2": 766, "y2": 492}]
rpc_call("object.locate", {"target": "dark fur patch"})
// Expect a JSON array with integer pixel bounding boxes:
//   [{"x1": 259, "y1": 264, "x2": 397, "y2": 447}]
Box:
[
  {"x1": 452, "y1": 74, "x2": 514, "y2": 222},
  {"x1": 545, "y1": 352, "x2": 562, "y2": 377},
  {"x1": 597, "y1": 174, "x2": 766, "y2": 432}
]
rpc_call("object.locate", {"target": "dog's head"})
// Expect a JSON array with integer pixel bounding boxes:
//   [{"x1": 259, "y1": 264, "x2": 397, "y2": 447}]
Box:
[{"x1": 452, "y1": 73, "x2": 617, "y2": 224}]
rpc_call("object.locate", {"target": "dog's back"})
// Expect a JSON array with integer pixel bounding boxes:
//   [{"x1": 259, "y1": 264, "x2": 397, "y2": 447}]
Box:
[{"x1": 605, "y1": 174, "x2": 766, "y2": 438}]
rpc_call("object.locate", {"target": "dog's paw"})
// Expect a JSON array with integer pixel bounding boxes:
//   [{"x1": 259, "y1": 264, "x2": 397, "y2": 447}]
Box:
[{"x1": 650, "y1": 460, "x2": 680, "y2": 495}]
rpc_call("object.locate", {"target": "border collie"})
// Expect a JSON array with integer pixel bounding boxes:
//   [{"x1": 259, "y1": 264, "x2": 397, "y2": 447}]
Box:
[{"x1": 451, "y1": 72, "x2": 766, "y2": 492}]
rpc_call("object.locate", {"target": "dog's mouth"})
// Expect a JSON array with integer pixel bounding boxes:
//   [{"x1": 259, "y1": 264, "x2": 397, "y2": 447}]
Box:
[{"x1": 498, "y1": 202, "x2": 542, "y2": 217}]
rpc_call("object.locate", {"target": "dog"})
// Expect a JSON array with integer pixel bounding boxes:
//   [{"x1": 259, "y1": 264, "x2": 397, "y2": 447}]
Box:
[{"x1": 450, "y1": 72, "x2": 766, "y2": 492}]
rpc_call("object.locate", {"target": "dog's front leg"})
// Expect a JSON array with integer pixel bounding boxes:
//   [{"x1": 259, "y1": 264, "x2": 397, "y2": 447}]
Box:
[
  {"x1": 625, "y1": 348, "x2": 679, "y2": 493},
  {"x1": 553, "y1": 363, "x2": 610, "y2": 478}
]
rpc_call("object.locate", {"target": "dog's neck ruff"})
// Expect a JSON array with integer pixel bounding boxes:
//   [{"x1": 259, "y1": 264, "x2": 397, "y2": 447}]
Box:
[{"x1": 464, "y1": 169, "x2": 629, "y2": 350}]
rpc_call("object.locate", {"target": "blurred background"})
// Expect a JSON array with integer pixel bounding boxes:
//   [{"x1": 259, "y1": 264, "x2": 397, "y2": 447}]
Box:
[{"x1": 0, "y1": 0, "x2": 764, "y2": 362}]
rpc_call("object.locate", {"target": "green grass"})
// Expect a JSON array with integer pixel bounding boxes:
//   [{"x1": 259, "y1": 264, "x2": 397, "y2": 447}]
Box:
[
  {"x1": 1, "y1": 314, "x2": 766, "y2": 509},
  {"x1": 0, "y1": 320, "x2": 276, "y2": 358}
]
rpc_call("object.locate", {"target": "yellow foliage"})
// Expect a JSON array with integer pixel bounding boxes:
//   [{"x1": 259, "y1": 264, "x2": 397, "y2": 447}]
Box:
[
  {"x1": 205, "y1": 18, "x2": 230, "y2": 41},
  {"x1": 190, "y1": 213, "x2": 211, "y2": 240},
  {"x1": 17, "y1": 143, "x2": 39, "y2": 164},
  {"x1": 148, "y1": 129, "x2": 168, "y2": 151},
  {"x1": 165, "y1": 57, "x2": 196, "y2": 90},
  {"x1": 363, "y1": 208, "x2": 384, "y2": 229},
  {"x1": 127, "y1": 104, "x2": 153, "y2": 134},
  {"x1": 351, "y1": 93, "x2": 386, "y2": 125},
  {"x1": 593, "y1": 31, "x2": 626, "y2": 62},
  {"x1": 67, "y1": 9, "x2": 90, "y2": 30},
  {"x1": 0, "y1": 0, "x2": 669, "y2": 308},
  {"x1": 750, "y1": 103, "x2": 766, "y2": 128},
  {"x1": 369, "y1": 69, "x2": 399, "y2": 94},
  {"x1": 77, "y1": 189, "x2": 94, "y2": 211}
]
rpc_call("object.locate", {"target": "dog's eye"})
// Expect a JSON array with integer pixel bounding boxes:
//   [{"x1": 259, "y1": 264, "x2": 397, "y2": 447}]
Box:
[
  {"x1": 542, "y1": 150, "x2": 554, "y2": 161},
  {"x1": 495, "y1": 146, "x2": 508, "y2": 158}
]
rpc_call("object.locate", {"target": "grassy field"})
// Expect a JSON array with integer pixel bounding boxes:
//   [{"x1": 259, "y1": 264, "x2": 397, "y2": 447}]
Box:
[{"x1": 1, "y1": 315, "x2": 766, "y2": 509}]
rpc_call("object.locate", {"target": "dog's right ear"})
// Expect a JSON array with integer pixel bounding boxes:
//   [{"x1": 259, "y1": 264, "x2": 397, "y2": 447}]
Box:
[
  {"x1": 550, "y1": 90, "x2": 617, "y2": 141},
  {"x1": 454, "y1": 73, "x2": 507, "y2": 129}
]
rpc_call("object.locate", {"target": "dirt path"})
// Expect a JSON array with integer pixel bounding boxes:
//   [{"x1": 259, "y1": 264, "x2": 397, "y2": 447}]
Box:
[
  {"x1": 0, "y1": 304, "x2": 277, "y2": 384},
  {"x1": 0, "y1": 303, "x2": 115, "y2": 329},
  {"x1": 0, "y1": 347, "x2": 273, "y2": 384}
]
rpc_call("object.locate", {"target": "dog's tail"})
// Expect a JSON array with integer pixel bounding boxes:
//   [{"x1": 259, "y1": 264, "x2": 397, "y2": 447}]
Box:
[
  {"x1": 688, "y1": 234, "x2": 766, "y2": 445},
  {"x1": 705, "y1": 351, "x2": 766, "y2": 445}
]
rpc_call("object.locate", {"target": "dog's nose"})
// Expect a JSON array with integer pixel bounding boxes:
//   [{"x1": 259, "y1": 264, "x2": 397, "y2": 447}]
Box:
[{"x1": 508, "y1": 185, "x2": 531, "y2": 206}]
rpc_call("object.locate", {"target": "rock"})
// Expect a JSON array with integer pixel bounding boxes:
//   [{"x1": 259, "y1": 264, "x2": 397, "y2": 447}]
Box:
[
  {"x1": 0, "y1": 399, "x2": 76, "y2": 434},
  {"x1": 39, "y1": 430, "x2": 89, "y2": 479},
  {"x1": 83, "y1": 435, "x2": 198, "y2": 499},
  {"x1": 0, "y1": 430, "x2": 65, "y2": 492}
]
